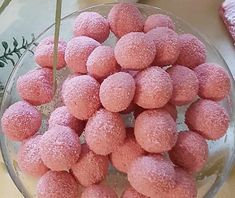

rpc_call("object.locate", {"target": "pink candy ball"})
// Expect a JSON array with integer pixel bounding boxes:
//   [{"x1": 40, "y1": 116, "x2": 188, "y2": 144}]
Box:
[
  {"x1": 169, "y1": 131, "x2": 208, "y2": 173},
  {"x1": 128, "y1": 155, "x2": 176, "y2": 197},
  {"x1": 100, "y1": 72, "x2": 136, "y2": 112},
  {"x1": 185, "y1": 99, "x2": 229, "y2": 140},
  {"x1": 85, "y1": 108, "x2": 126, "y2": 155},
  {"x1": 194, "y1": 63, "x2": 231, "y2": 101},
  {"x1": 115, "y1": 32, "x2": 156, "y2": 70},
  {"x1": 144, "y1": 14, "x2": 175, "y2": 33},
  {"x1": 17, "y1": 135, "x2": 49, "y2": 177},
  {"x1": 134, "y1": 109, "x2": 177, "y2": 153},
  {"x1": 35, "y1": 36, "x2": 66, "y2": 69},
  {"x1": 65, "y1": 36, "x2": 100, "y2": 73},
  {"x1": 110, "y1": 129, "x2": 145, "y2": 173},
  {"x1": 176, "y1": 34, "x2": 206, "y2": 69},
  {"x1": 134, "y1": 66, "x2": 173, "y2": 109},
  {"x1": 71, "y1": 144, "x2": 109, "y2": 187},
  {"x1": 62, "y1": 75, "x2": 101, "y2": 120},
  {"x1": 73, "y1": 12, "x2": 110, "y2": 43},
  {"x1": 37, "y1": 171, "x2": 79, "y2": 198},
  {"x1": 81, "y1": 185, "x2": 118, "y2": 198},
  {"x1": 87, "y1": 46, "x2": 119, "y2": 80},
  {"x1": 1, "y1": 101, "x2": 41, "y2": 141},
  {"x1": 39, "y1": 125, "x2": 81, "y2": 171},
  {"x1": 17, "y1": 68, "x2": 54, "y2": 105},
  {"x1": 48, "y1": 106, "x2": 85, "y2": 136},
  {"x1": 167, "y1": 65, "x2": 199, "y2": 105},
  {"x1": 147, "y1": 27, "x2": 180, "y2": 67},
  {"x1": 163, "y1": 168, "x2": 197, "y2": 198},
  {"x1": 122, "y1": 186, "x2": 149, "y2": 198},
  {"x1": 108, "y1": 3, "x2": 144, "y2": 38}
]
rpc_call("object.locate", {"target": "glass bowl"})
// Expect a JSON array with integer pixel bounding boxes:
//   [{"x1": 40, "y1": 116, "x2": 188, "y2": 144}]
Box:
[{"x1": 1, "y1": 3, "x2": 235, "y2": 198}]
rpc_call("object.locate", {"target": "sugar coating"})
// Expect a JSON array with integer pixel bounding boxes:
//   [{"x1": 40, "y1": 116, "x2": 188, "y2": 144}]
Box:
[
  {"x1": 100, "y1": 72, "x2": 136, "y2": 112},
  {"x1": 17, "y1": 68, "x2": 54, "y2": 105},
  {"x1": 81, "y1": 184, "x2": 118, "y2": 198},
  {"x1": 134, "y1": 103, "x2": 177, "y2": 121},
  {"x1": 87, "y1": 46, "x2": 119, "y2": 80},
  {"x1": 167, "y1": 65, "x2": 199, "y2": 105},
  {"x1": 169, "y1": 131, "x2": 208, "y2": 173},
  {"x1": 39, "y1": 125, "x2": 81, "y2": 171},
  {"x1": 85, "y1": 108, "x2": 126, "y2": 155},
  {"x1": 185, "y1": 99, "x2": 229, "y2": 140},
  {"x1": 176, "y1": 34, "x2": 206, "y2": 69},
  {"x1": 163, "y1": 167, "x2": 197, "y2": 198},
  {"x1": 37, "y1": 171, "x2": 79, "y2": 198},
  {"x1": 147, "y1": 27, "x2": 180, "y2": 67},
  {"x1": 127, "y1": 155, "x2": 176, "y2": 197},
  {"x1": 35, "y1": 36, "x2": 66, "y2": 69},
  {"x1": 134, "y1": 66, "x2": 173, "y2": 109},
  {"x1": 122, "y1": 186, "x2": 149, "y2": 198},
  {"x1": 194, "y1": 63, "x2": 231, "y2": 101},
  {"x1": 17, "y1": 135, "x2": 49, "y2": 177},
  {"x1": 108, "y1": 3, "x2": 144, "y2": 38},
  {"x1": 1, "y1": 101, "x2": 41, "y2": 141},
  {"x1": 62, "y1": 75, "x2": 101, "y2": 120},
  {"x1": 65, "y1": 36, "x2": 100, "y2": 73},
  {"x1": 61, "y1": 73, "x2": 81, "y2": 95},
  {"x1": 48, "y1": 106, "x2": 85, "y2": 136},
  {"x1": 134, "y1": 109, "x2": 177, "y2": 153},
  {"x1": 110, "y1": 130, "x2": 145, "y2": 173},
  {"x1": 144, "y1": 14, "x2": 175, "y2": 33},
  {"x1": 115, "y1": 32, "x2": 156, "y2": 70},
  {"x1": 71, "y1": 144, "x2": 109, "y2": 186},
  {"x1": 73, "y1": 12, "x2": 110, "y2": 43}
]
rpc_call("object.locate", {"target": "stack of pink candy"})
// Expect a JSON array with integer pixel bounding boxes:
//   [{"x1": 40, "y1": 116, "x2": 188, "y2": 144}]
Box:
[{"x1": 1, "y1": 3, "x2": 232, "y2": 198}]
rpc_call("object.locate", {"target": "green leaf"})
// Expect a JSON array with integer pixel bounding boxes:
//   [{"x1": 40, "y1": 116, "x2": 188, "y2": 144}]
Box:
[
  {"x1": 7, "y1": 48, "x2": 11, "y2": 54},
  {"x1": 15, "y1": 51, "x2": 22, "y2": 58},
  {"x1": 5, "y1": 56, "x2": 15, "y2": 65},
  {"x1": 2, "y1": 41, "x2": 8, "y2": 50},
  {"x1": 0, "y1": 57, "x2": 7, "y2": 63},
  {"x1": 22, "y1": 36, "x2": 26, "y2": 45},
  {"x1": 13, "y1": 37, "x2": 18, "y2": 47},
  {"x1": 0, "y1": 61, "x2": 5, "y2": 67}
]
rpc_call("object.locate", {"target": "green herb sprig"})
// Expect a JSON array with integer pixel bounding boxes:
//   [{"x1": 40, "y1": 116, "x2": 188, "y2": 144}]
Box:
[{"x1": 0, "y1": 34, "x2": 37, "y2": 67}]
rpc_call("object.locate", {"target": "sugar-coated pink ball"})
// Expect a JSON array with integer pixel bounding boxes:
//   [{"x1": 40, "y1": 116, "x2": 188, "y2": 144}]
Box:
[
  {"x1": 110, "y1": 130, "x2": 145, "y2": 173},
  {"x1": 81, "y1": 184, "x2": 118, "y2": 198},
  {"x1": 122, "y1": 186, "x2": 149, "y2": 198},
  {"x1": 85, "y1": 108, "x2": 126, "y2": 155},
  {"x1": 163, "y1": 167, "x2": 197, "y2": 198},
  {"x1": 62, "y1": 75, "x2": 101, "y2": 120},
  {"x1": 35, "y1": 36, "x2": 66, "y2": 69},
  {"x1": 144, "y1": 14, "x2": 175, "y2": 33},
  {"x1": 169, "y1": 131, "x2": 208, "y2": 173},
  {"x1": 17, "y1": 135, "x2": 49, "y2": 177},
  {"x1": 73, "y1": 12, "x2": 110, "y2": 43},
  {"x1": 134, "y1": 66, "x2": 173, "y2": 109},
  {"x1": 17, "y1": 68, "x2": 54, "y2": 105},
  {"x1": 120, "y1": 102, "x2": 137, "y2": 114},
  {"x1": 71, "y1": 144, "x2": 109, "y2": 187},
  {"x1": 100, "y1": 72, "x2": 136, "y2": 112},
  {"x1": 194, "y1": 63, "x2": 231, "y2": 101},
  {"x1": 39, "y1": 125, "x2": 81, "y2": 171},
  {"x1": 61, "y1": 73, "x2": 81, "y2": 95},
  {"x1": 115, "y1": 32, "x2": 156, "y2": 70},
  {"x1": 87, "y1": 46, "x2": 119, "y2": 80},
  {"x1": 65, "y1": 36, "x2": 100, "y2": 73},
  {"x1": 147, "y1": 27, "x2": 180, "y2": 67},
  {"x1": 128, "y1": 155, "x2": 176, "y2": 197},
  {"x1": 134, "y1": 109, "x2": 177, "y2": 153},
  {"x1": 1, "y1": 101, "x2": 41, "y2": 141},
  {"x1": 167, "y1": 65, "x2": 199, "y2": 105},
  {"x1": 176, "y1": 34, "x2": 206, "y2": 69},
  {"x1": 37, "y1": 171, "x2": 79, "y2": 198},
  {"x1": 185, "y1": 99, "x2": 229, "y2": 140},
  {"x1": 48, "y1": 106, "x2": 85, "y2": 136},
  {"x1": 108, "y1": 3, "x2": 144, "y2": 38}
]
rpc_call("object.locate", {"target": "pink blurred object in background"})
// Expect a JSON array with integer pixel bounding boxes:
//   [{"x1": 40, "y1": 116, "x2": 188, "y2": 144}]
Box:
[{"x1": 220, "y1": 0, "x2": 235, "y2": 43}]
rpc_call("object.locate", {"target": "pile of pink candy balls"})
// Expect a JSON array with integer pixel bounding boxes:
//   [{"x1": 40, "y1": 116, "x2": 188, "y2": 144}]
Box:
[{"x1": 1, "y1": 3, "x2": 232, "y2": 198}]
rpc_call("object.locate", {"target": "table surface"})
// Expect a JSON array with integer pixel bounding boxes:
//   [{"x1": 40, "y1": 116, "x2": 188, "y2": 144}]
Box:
[{"x1": 0, "y1": 0, "x2": 235, "y2": 197}]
